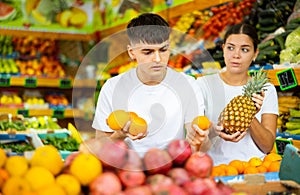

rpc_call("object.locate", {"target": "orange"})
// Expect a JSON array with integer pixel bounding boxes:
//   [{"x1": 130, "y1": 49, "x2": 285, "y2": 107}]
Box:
[
  {"x1": 268, "y1": 161, "x2": 281, "y2": 172},
  {"x1": 30, "y1": 145, "x2": 64, "y2": 175},
  {"x1": 257, "y1": 165, "x2": 267, "y2": 173},
  {"x1": 5, "y1": 155, "x2": 29, "y2": 177},
  {"x1": 0, "y1": 148, "x2": 7, "y2": 168},
  {"x1": 192, "y1": 116, "x2": 210, "y2": 130},
  {"x1": 129, "y1": 111, "x2": 139, "y2": 120},
  {"x1": 263, "y1": 153, "x2": 282, "y2": 162},
  {"x1": 2, "y1": 176, "x2": 31, "y2": 195},
  {"x1": 243, "y1": 166, "x2": 259, "y2": 174},
  {"x1": 70, "y1": 153, "x2": 102, "y2": 186},
  {"x1": 211, "y1": 166, "x2": 226, "y2": 177},
  {"x1": 129, "y1": 116, "x2": 148, "y2": 136},
  {"x1": 261, "y1": 160, "x2": 272, "y2": 170},
  {"x1": 224, "y1": 165, "x2": 239, "y2": 176},
  {"x1": 24, "y1": 166, "x2": 55, "y2": 191},
  {"x1": 229, "y1": 160, "x2": 245, "y2": 174},
  {"x1": 248, "y1": 157, "x2": 263, "y2": 167},
  {"x1": 56, "y1": 174, "x2": 81, "y2": 195},
  {"x1": 0, "y1": 168, "x2": 9, "y2": 181},
  {"x1": 37, "y1": 183, "x2": 66, "y2": 195},
  {"x1": 106, "y1": 110, "x2": 130, "y2": 130}
]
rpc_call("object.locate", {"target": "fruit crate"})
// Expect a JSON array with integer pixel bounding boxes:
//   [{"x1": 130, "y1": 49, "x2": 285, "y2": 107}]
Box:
[{"x1": 37, "y1": 130, "x2": 79, "y2": 160}]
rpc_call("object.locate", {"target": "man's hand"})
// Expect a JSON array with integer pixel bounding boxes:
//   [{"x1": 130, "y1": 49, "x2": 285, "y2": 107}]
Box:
[
  {"x1": 186, "y1": 124, "x2": 209, "y2": 150},
  {"x1": 121, "y1": 121, "x2": 147, "y2": 140}
]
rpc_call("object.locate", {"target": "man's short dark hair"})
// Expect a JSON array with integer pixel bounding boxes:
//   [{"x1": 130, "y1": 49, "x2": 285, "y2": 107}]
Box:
[{"x1": 127, "y1": 13, "x2": 171, "y2": 45}]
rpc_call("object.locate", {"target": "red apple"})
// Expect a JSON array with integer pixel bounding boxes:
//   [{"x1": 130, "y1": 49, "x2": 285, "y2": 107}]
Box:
[
  {"x1": 89, "y1": 172, "x2": 122, "y2": 195},
  {"x1": 184, "y1": 152, "x2": 213, "y2": 178},
  {"x1": 183, "y1": 178, "x2": 209, "y2": 195},
  {"x1": 118, "y1": 168, "x2": 146, "y2": 188},
  {"x1": 143, "y1": 148, "x2": 173, "y2": 175},
  {"x1": 167, "y1": 167, "x2": 191, "y2": 186},
  {"x1": 155, "y1": 184, "x2": 188, "y2": 195},
  {"x1": 167, "y1": 139, "x2": 192, "y2": 166},
  {"x1": 123, "y1": 185, "x2": 152, "y2": 195},
  {"x1": 96, "y1": 140, "x2": 129, "y2": 169}
]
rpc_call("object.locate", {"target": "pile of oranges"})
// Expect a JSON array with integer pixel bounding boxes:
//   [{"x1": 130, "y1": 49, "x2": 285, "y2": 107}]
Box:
[
  {"x1": 211, "y1": 152, "x2": 282, "y2": 177},
  {"x1": 0, "y1": 145, "x2": 102, "y2": 195}
]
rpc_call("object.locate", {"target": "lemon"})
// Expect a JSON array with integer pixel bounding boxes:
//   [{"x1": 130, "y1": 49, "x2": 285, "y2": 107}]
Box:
[
  {"x1": 30, "y1": 145, "x2": 64, "y2": 175},
  {"x1": 24, "y1": 166, "x2": 55, "y2": 191},
  {"x1": 2, "y1": 176, "x2": 31, "y2": 195},
  {"x1": 56, "y1": 174, "x2": 81, "y2": 195},
  {"x1": 5, "y1": 155, "x2": 29, "y2": 177},
  {"x1": 70, "y1": 153, "x2": 102, "y2": 186},
  {"x1": 37, "y1": 183, "x2": 66, "y2": 195}
]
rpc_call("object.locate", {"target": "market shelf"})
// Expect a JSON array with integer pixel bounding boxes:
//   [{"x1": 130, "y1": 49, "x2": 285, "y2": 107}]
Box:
[
  {"x1": 0, "y1": 76, "x2": 74, "y2": 88},
  {"x1": 0, "y1": 28, "x2": 97, "y2": 41},
  {"x1": 0, "y1": 108, "x2": 84, "y2": 118}
]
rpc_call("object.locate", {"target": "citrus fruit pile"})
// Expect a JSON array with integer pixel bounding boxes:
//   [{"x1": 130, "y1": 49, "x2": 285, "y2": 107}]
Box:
[
  {"x1": 212, "y1": 152, "x2": 282, "y2": 177},
  {"x1": 0, "y1": 145, "x2": 102, "y2": 195}
]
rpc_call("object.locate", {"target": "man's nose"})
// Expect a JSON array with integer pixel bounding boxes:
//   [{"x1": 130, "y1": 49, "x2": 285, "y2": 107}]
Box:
[{"x1": 153, "y1": 51, "x2": 161, "y2": 62}]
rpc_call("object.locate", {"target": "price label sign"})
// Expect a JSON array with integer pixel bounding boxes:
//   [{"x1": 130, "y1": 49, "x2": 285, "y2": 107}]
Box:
[
  {"x1": 53, "y1": 109, "x2": 65, "y2": 119},
  {"x1": 275, "y1": 138, "x2": 293, "y2": 156},
  {"x1": 0, "y1": 76, "x2": 10, "y2": 87},
  {"x1": 276, "y1": 68, "x2": 297, "y2": 91},
  {"x1": 17, "y1": 109, "x2": 29, "y2": 117},
  {"x1": 24, "y1": 77, "x2": 37, "y2": 88},
  {"x1": 59, "y1": 78, "x2": 71, "y2": 89}
]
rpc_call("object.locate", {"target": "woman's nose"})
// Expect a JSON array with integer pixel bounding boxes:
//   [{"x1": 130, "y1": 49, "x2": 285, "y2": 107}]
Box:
[{"x1": 233, "y1": 49, "x2": 241, "y2": 58}]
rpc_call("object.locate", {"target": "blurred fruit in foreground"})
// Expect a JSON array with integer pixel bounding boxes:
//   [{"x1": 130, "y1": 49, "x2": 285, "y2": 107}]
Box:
[
  {"x1": 0, "y1": 148, "x2": 7, "y2": 168},
  {"x1": 56, "y1": 174, "x2": 81, "y2": 195},
  {"x1": 70, "y1": 153, "x2": 102, "y2": 186},
  {"x1": 5, "y1": 155, "x2": 28, "y2": 177},
  {"x1": 30, "y1": 145, "x2": 64, "y2": 175},
  {"x1": 24, "y1": 166, "x2": 55, "y2": 191}
]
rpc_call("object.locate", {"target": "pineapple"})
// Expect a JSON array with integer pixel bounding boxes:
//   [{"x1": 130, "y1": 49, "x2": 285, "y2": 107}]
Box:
[{"x1": 219, "y1": 69, "x2": 269, "y2": 134}]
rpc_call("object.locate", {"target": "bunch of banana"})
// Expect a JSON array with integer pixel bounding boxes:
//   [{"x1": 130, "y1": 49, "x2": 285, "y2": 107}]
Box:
[{"x1": 278, "y1": 96, "x2": 300, "y2": 134}]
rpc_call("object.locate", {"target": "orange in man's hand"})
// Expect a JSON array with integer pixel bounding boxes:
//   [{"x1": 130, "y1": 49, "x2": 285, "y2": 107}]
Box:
[
  {"x1": 129, "y1": 116, "x2": 147, "y2": 136},
  {"x1": 192, "y1": 116, "x2": 210, "y2": 130},
  {"x1": 106, "y1": 110, "x2": 130, "y2": 130}
]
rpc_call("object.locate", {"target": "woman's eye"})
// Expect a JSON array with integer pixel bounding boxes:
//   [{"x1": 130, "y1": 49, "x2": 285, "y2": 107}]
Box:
[
  {"x1": 160, "y1": 48, "x2": 168, "y2": 53},
  {"x1": 227, "y1": 46, "x2": 234, "y2": 51},
  {"x1": 143, "y1": 51, "x2": 153, "y2": 55},
  {"x1": 242, "y1": 48, "x2": 249, "y2": 52}
]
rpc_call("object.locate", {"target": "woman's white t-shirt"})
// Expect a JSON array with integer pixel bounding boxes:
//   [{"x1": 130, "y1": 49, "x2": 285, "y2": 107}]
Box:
[
  {"x1": 196, "y1": 73, "x2": 278, "y2": 165},
  {"x1": 92, "y1": 67, "x2": 202, "y2": 156}
]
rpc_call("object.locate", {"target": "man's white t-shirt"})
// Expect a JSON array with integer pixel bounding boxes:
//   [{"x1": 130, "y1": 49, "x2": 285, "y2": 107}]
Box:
[
  {"x1": 93, "y1": 67, "x2": 202, "y2": 156},
  {"x1": 196, "y1": 73, "x2": 279, "y2": 165}
]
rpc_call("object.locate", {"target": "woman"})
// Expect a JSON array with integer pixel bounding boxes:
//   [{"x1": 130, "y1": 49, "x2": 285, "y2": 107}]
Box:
[{"x1": 195, "y1": 23, "x2": 278, "y2": 165}]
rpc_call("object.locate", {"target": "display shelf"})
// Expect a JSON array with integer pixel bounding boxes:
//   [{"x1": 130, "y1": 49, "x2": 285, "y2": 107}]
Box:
[
  {"x1": 0, "y1": 28, "x2": 97, "y2": 41},
  {"x1": 0, "y1": 108, "x2": 84, "y2": 118},
  {"x1": 99, "y1": 0, "x2": 231, "y2": 39},
  {"x1": 0, "y1": 76, "x2": 74, "y2": 88}
]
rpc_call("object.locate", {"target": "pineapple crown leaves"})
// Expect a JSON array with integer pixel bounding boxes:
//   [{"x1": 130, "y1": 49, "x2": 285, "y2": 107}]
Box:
[{"x1": 243, "y1": 68, "x2": 269, "y2": 97}]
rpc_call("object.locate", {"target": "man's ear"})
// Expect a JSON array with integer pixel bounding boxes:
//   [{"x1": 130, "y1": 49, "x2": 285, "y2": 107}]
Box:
[{"x1": 127, "y1": 45, "x2": 135, "y2": 60}]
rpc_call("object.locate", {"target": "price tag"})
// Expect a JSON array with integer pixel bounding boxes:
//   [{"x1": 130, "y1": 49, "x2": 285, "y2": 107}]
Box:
[
  {"x1": 275, "y1": 138, "x2": 293, "y2": 156},
  {"x1": 17, "y1": 109, "x2": 29, "y2": 117},
  {"x1": 0, "y1": 76, "x2": 10, "y2": 87},
  {"x1": 59, "y1": 78, "x2": 71, "y2": 88},
  {"x1": 276, "y1": 68, "x2": 297, "y2": 91},
  {"x1": 24, "y1": 77, "x2": 37, "y2": 88},
  {"x1": 53, "y1": 109, "x2": 65, "y2": 119}
]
